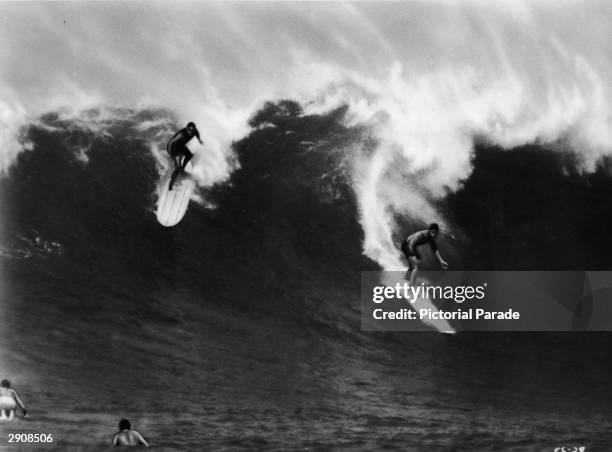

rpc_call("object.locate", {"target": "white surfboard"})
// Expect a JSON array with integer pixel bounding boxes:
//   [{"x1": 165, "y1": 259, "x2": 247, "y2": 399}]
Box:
[
  {"x1": 156, "y1": 168, "x2": 195, "y2": 227},
  {"x1": 156, "y1": 136, "x2": 202, "y2": 227}
]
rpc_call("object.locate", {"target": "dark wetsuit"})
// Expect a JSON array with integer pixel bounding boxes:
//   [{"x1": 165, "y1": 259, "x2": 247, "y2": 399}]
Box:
[
  {"x1": 401, "y1": 230, "x2": 438, "y2": 270},
  {"x1": 166, "y1": 126, "x2": 201, "y2": 190},
  {"x1": 167, "y1": 127, "x2": 200, "y2": 165}
]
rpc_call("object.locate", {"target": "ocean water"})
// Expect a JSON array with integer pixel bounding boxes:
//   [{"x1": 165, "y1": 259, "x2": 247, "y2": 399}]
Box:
[{"x1": 1, "y1": 106, "x2": 612, "y2": 450}]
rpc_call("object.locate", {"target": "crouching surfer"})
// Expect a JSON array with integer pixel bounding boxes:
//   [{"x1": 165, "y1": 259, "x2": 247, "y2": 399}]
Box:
[
  {"x1": 112, "y1": 418, "x2": 149, "y2": 447},
  {"x1": 401, "y1": 223, "x2": 449, "y2": 285},
  {"x1": 0, "y1": 379, "x2": 27, "y2": 420},
  {"x1": 166, "y1": 121, "x2": 203, "y2": 191}
]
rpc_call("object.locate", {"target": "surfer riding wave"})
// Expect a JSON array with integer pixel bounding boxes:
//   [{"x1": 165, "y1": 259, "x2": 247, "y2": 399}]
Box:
[
  {"x1": 166, "y1": 122, "x2": 203, "y2": 190},
  {"x1": 401, "y1": 223, "x2": 449, "y2": 285}
]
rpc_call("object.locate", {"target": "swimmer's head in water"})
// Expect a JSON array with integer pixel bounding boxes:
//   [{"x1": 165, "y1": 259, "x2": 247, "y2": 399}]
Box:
[
  {"x1": 0, "y1": 380, "x2": 9, "y2": 388},
  {"x1": 119, "y1": 419, "x2": 131, "y2": 430}
]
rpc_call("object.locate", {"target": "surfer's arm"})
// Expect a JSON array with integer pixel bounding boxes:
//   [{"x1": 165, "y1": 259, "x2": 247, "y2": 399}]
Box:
[
  {"x1": 11, "y1": 390, "x2": 26, "y2": 413},
  {"x1": 135, "y1": 432, "x2": 149, "y2": 447},
  {"x1": 435, "y1": 250, "x2": 449, "y2": 269},
  {"x1": 194, "y1": 129, "x2": 203, "y2": 145}
]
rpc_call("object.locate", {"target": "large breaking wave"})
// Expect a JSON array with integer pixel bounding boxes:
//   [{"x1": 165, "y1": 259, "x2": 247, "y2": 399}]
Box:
[
  {"x1": 2, "y1": 2, "x2": 612, "y2": 446},
  {"x1": 1, "y1": 100, "x2": 612, "y2": 449},
  {"x1": 3, "y1": 2, "x2": 612, "y2": 274}
]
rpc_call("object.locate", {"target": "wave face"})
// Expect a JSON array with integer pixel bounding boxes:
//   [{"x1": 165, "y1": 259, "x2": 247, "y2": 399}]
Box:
[
  {"x1": 2, "y1": 104, "x2": 372, "y2": 301},
  {"x1": 2, "y1": 103, "x2": 612, "y2": 450},
  {"x1": 4, "y1": 2, "x2": 612, "y2": 276}
]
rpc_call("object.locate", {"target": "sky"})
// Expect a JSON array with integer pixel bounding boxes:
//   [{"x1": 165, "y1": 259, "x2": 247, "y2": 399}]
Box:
[{"x1": 1, "y1": 0, "x2": 612, "y2": 269}]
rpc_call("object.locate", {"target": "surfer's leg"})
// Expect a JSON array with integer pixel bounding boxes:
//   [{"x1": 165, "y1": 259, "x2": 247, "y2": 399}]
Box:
[
  {"x1": 169, "y1": 150, "x2": 189, "y2": 190},
  {"x1": 167, "y1": 149, "x2": 180, "y2": 190},
  {"x1": 169, "y1": 148, "x2": 179, "y2": 168},
  {"x1": 169, "y1": 167, "x2": 180, "y2": 191},
  {"x1": 180, "y1": 148, "x2": 194, "y2": 169},
  {"x1": 409, "y1": 266, "x2": 418, "y2": 286},
  {"x1": 408, "y1": 255, "x2": 420, "y2": 285},
  {"x1": 404, "y1": 256, "x2": 414, "y2": 281},
  {"x1": 401, "y1": 240, "x2": 414, "y2": 281}
]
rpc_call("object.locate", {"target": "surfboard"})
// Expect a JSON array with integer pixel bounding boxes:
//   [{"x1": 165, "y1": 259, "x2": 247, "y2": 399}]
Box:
[
  {"x1": 156, "y1": 168, "x2": 195, "y2": 227},
  {"x1": 156, "y1": 136, "x2": 202, "y2": 226}
]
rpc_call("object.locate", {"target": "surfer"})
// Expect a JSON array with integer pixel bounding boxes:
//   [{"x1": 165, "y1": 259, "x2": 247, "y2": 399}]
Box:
[
  {"x1": 167, "y1": 121, "x2": 203, "y2": 190},
  {"x1": 112, "y1": 419, "x2": 149, "y2": 447},
  {"x1": 0, "y1": 379, "x2": 27, "y2": 420},
  {"x1": 401, "y1": 223, "x2": 449, "y2": 285}
]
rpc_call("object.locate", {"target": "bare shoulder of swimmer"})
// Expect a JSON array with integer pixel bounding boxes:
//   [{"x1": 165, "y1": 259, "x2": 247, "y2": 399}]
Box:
[
  {"x1": 113, "y1": 430, "x2": 149, "y2": 446},
  {"x1": 113, "y1": 431, "x2": 133, "y2": 446}
]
